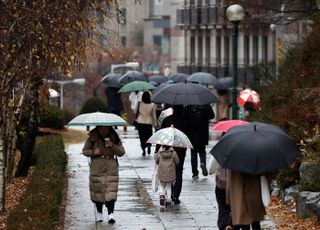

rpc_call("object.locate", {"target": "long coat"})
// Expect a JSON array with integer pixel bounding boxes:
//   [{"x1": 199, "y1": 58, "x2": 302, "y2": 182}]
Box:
[
  {"x1": 155, "y1": 148, "x2": 179, "y2": 183},
  {"x1": 82, "y1": 129, "x2": 125, "y2": 203},
  {"x1": 226, "y1": 170, "x2": 266, "y2": 225}
]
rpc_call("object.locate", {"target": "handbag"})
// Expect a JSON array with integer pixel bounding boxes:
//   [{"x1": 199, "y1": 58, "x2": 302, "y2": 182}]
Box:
[
  {"x1": 208, "y1": 155, "x2": 219, "y2": 175},
  {"x1": 151, "y1": 164, "x2": 159, "y2": 192},
  {"x1": 260, "y1": 175, "x2": 271, "y2": 207}
]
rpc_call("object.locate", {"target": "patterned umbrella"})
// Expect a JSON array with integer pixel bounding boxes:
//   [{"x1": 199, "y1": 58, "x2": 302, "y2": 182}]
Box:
[
  {"x1": 157, "y1": 107, "x2": 173, "y2": 126},
  {"x1": 147, "y1": 126, "x2": 193, "y2": 149},
  {"x1": 67, "y1": 112, "x2": 128, "y2": 126},
  {"x1": 237, "y1": 89, "x2": 261, "y2": 109}
]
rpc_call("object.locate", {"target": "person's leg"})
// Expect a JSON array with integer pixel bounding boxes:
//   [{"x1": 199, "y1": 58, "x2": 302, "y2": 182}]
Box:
[
  {"x1": 215, "y1": 186, "x2": 231, "y2": 230},
  {"x1": 251, "y1": 221, "x2": 261, "y2": 230},
  {"x1": 172, "y1": 149, "x2": 186, "y2": 204},
  {"x1": 199, "y1": 145, "x2": 208, "y2": 176},
  {"x1": 145, "y1": 124, "x2": 153, "y2": 154},
  {"x1": 93, "y1": 201, "x2": 104, "y2": 222},
  {"x1": 190, "y1": 148, "x2": 199, "y2": 178},
  {"x1": 136, "y1": 123, "x2": 146, "y2": 155},
  {"x1": 159, "y1": 182, "x2": 166, "y2": 206},
  {"x1": 94, "y1": 201, "x2": 103, "y2": 213},
  {"x1": 105, "y1": 200, "x2": 116, "y2": 223},
  {"x1": 165, "y1": 183, "x2": 172, "y2": 202}
]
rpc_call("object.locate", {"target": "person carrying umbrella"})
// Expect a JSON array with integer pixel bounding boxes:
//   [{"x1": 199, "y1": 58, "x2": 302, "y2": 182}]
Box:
[
  {"x1": 82, "y1": 126, "x2": 125, "y2": 223},
  {"x1": 154, "y1": 145, "x2": 180, "y2": 207},
  {"x1": 186, "y1": 104, "x2": 215, "y2": 179}
]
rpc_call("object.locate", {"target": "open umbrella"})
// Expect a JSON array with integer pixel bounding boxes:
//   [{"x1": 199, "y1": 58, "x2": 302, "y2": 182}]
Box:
[
  {"x1": 210, "y1": 122, "x2": 301, "y2": 175},
  {"x1": 187, "y1": 72, "x2": 218, "y2": 86},
  {"x1": 101, "y1": 73, "x2": 122, "y2": 88},
  {"x1": 68, "y1": 112, "x2": 128, "y2": 126},
  {"x1": 118, "y1": 81, "x2": 155, "y2": 93},
  {"x1": 147, "y1": 126, "x2": 193, "y2": 149},
  {"x1": 157, "y1": 107, "x2": 173, "y2": 126},
  {"x1": 237, "y1": 88, "x2": 260, "y2": 109},
  {"x1": 149, "y1": 75, "x2": 169, "y2": 85},
  {"x1": 151, "y1": 82, "x2": 220, "y2": 105},
  {"x1": 212, "y1": 120, "x2": 249, "y2": 133},
  {"x1": 118, "y1": 71, "x2": 148, "y2": 86},
  {"x1": 170, "y1": 73, "x2": 189, "y2": 83},
  {"x1": 215, "y1": 77, "x2": 233, "y2": 90}
]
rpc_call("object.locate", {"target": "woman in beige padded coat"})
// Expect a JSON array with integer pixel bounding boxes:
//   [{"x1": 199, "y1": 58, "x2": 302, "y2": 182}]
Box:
[{"x1": 82, "y1": 126, "x2": 125, "y2": 223}]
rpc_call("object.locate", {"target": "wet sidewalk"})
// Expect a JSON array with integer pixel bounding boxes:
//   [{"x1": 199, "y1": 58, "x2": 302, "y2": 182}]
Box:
[{"x1": 64, "y1": 126, "x2": 277, "y2": 230}]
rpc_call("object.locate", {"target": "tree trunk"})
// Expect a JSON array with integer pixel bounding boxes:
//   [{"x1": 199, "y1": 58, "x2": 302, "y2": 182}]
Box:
[
  {"x1": 15, "y1": 79, "x2": 40, "y2": 177},
  {"x1": 0, "y1": 120, "x2": 6, "y2": 211}
]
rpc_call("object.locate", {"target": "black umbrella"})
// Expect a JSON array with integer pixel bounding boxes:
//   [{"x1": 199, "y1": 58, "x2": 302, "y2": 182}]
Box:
[
  {"x1": 210, "y1": 122, "x2": 301, "y2": 175},
  {"x1": 170, "y1": 73, "x2": 189, "y2": 83},
  {"x1": 151, "y1": 82, "x2": 220, "y2": 105},
  {"x1": 101, "y1": 73, "x2": 122, "y2": 88},
  {"x1": 117, "y1": 71, "x2": 148, "y2": 86},
  {"x1": 149, "y1": 75, "x2": 169, "y2": 85},
  {"x1": 187, "y1": 72, "x2": 218, "y2": 86},
  {"x1": 215, "y1": 77, "x2": 233, "y2": 90}
]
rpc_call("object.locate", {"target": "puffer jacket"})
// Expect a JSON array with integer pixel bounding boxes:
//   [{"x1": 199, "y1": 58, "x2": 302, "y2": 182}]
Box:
[
  {"x1": 154, "y1": 148, "x2": 179, "y2": 183},
  {"x1": 82, "y1": 129, "x2": 125, "y2": 202}
]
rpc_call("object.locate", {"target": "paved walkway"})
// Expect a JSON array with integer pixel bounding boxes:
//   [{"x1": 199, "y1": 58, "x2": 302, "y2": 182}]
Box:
[{"x1": 64, "y1": 126, "x2": 277, "y2": 230}]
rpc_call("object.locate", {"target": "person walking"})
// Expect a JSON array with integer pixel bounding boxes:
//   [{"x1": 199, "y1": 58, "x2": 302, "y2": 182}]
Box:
[
  {"x1": 161, "y1": 105, "x2": 190, "y2": 205},
  {"x1": 226, "y1": 170, "x2": 266, "y2": 230},
  {"x1": 135, "y1": 91, "x2": 157, "y2": 156},
  {"x1": 186, "y1": 104, "x2": 215, "y2": 179},
  {"x1": 82, "y1": 126, "x2": 125, "y2": 223},
  {"x1": 154, "y1": 145, "x2": 179, "y2": 206}
]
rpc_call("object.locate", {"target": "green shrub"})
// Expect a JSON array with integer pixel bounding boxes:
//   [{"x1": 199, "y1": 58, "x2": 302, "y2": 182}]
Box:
[
  {"x1": 6, "y1": 135, "x2": 67, "y2": 229},
  {"x1": 39, "y1": 102, "x2": 65, "y2": 129},
  {"x1": 79, "y1": 97, "x2": 108, "y2": 114}
]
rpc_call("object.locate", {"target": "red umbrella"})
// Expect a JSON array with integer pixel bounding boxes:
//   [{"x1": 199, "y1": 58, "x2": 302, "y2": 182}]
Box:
[
  {"x1": 237, "y1": 89, "x2": 260, "y2": 109},
  {"x1": 212, "y1": 120, "x2": 249, "y2": 132}
]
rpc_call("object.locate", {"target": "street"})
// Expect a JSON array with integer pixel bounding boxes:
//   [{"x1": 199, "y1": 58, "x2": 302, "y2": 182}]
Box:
[{"x1": 64, "y1": 126, "x2": 276, "y2": 230}]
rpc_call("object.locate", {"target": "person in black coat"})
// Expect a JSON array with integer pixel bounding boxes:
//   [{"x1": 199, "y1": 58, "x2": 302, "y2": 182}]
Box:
[
  {"x1": 160, "y1": 105, "x2": 190, "y2": 205},
  {"x1": 186, "y1": 104, "x2": 215, "y2": 179}
]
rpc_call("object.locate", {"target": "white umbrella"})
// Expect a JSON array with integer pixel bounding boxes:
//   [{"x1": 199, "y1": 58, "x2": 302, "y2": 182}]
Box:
[
  {"x1": 49, "y1": 88, "x2": 59, "y2": 98},
  {"x1": 68, "y1": 112, "x2": 128, "y2": 126}
]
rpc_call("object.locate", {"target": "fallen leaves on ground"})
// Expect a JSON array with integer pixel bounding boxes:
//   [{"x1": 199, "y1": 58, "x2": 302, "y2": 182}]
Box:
[
  {"x1": 267, "y1": 196, "x2": 320, "y2": 230},
  {"x1": 0, "y1": 167, "x2": 34, "y2": 230}
]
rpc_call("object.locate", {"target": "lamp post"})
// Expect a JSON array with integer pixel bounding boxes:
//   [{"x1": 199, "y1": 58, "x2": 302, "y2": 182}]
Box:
[
  {"x1": 46, "y1": 78, "x2": 86, "y2": 109},
  {"x1": 226, "y1": 4, "x2": 245, "y2": 119}
]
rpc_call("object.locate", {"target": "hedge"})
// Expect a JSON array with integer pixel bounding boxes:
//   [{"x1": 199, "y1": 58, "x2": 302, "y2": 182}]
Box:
[{"x1": 6, "y1": 135, "x2": 67, "y2": 229}]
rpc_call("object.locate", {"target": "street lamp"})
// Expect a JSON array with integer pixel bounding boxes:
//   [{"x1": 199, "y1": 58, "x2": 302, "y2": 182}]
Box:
[
  {"x1": 46, "y1": 78, "x2": 86, "y2": 109},
  {"x1": 226, "y1": 4, "x2": 245, "y2": 119}
]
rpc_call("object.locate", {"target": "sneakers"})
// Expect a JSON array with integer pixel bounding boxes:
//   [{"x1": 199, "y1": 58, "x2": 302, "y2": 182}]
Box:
[
  {"x1": 96, "y1": 212, "x2": 103, "y2": 222},
  {"x1": 172, "y1": 197, "x2": 181, "y2": 205},
  {"x1": 200, "y1": 163, "x2": 208, "y2": 176},
  {"x1": 108, "y1": 213, "x2": 116, "y2": 224},
  {"x1": 225, "y1": 226, "x2": 233, "y2": 230},
  {"x1": 160, "y1": 195, "x2": 165, "y2": 206},
  {"x1": 192, "y1": 174, "x2": 199, "y2": 179}
]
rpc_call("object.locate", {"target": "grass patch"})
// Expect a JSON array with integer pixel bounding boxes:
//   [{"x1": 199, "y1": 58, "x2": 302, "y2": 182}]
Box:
[{"x1": 6, "y1": 135, "x2": 67, "y2": 230}]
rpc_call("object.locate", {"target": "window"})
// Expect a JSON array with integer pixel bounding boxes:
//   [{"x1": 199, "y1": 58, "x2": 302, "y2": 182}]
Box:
[
  {"x1": 153, "y1": 35, "x2": 162, "y2": 54},
  {"x1": 253, "y1": 36, "x2": 259, "y2": 64},
  {"x1": 120, "y1": 8, "x2": 127, "y2": 25},
  {"x1": 206, "y1": 36, "x2": 211, "y2": 65},
  {"x1": 244, "y1": 36, "x2": 250, "y2": 65},
  {"x1": 216, "y1": 36, "x2": 221, "y2": 65},
  {"x1": 121, "y1": 36, "x2": 126, "y2": 46},
  {"x1": 262, "y1": 36, "x2": 268, "y2": 63},
  {"x1": 198, "y1": 37, "x2": 203, "y2": 64},
  {"x1": 224, "y1": 36, "x2": 229, "y2": 65},
  {"x1": 191, "y1": 37, "x2": 195, "y2": 64}
]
